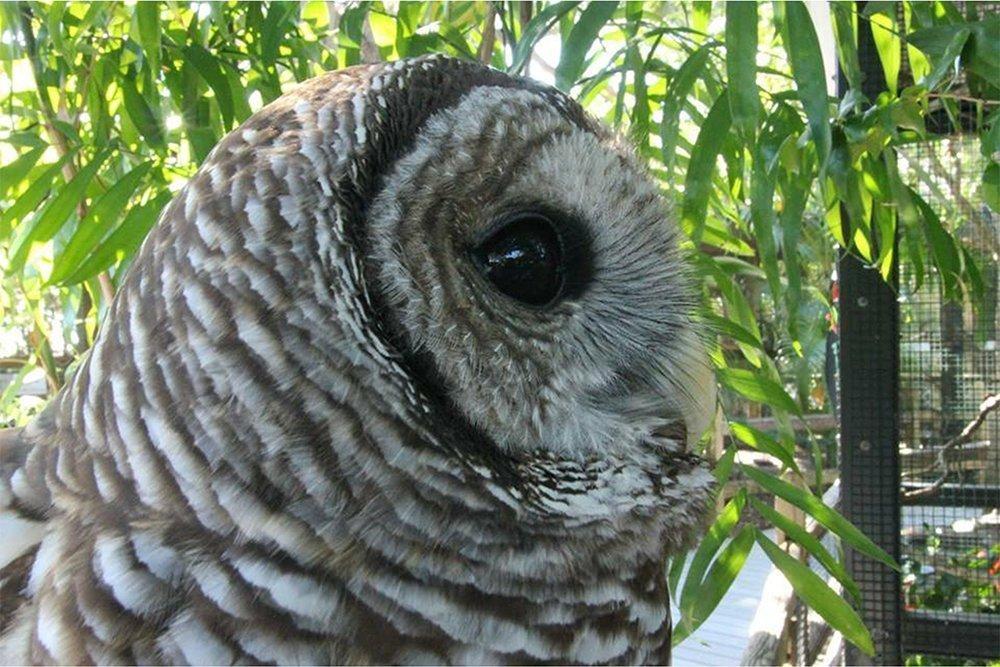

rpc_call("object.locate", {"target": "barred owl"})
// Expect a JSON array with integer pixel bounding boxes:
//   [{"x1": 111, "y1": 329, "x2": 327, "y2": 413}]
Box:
[{"x1": 0, "y1": 55, "x2": 716, "y2": 665}]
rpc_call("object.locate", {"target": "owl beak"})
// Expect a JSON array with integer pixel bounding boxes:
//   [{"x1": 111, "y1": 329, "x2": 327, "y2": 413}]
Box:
[{"x1": 678, "y1": 358, "x2": 718, "y2": 451}]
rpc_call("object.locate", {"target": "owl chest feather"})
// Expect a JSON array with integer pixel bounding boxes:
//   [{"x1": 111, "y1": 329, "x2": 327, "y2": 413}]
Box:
[{"x1": 8, "y1": 419, "x2": 682, "y2": 665}]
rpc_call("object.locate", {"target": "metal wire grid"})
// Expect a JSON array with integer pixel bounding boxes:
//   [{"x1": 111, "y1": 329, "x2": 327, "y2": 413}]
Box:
[{"x1": 898, "y1": 137, "x2": 999, "y2": 638}]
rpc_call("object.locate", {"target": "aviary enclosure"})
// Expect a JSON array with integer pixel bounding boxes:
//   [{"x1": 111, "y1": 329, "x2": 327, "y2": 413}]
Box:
[{"x1": 0, "y1": 1, "x2": 996, "y2": 665}]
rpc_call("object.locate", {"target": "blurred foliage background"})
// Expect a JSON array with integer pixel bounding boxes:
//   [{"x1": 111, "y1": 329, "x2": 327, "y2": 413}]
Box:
[{"x1": 0, "y1": 0, "x2": 997, "y2": 655}]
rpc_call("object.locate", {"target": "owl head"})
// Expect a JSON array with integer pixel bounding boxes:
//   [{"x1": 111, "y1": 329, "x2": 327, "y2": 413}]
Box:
[
  {"x1": 81, "y1": 55, "x2": 714, "y2": 543},
  {"x1": 364, "y1": 62, "x2": 715, "y2": 461}
]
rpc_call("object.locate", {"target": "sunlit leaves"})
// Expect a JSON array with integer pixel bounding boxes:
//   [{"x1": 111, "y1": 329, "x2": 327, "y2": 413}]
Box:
[
  {"x1": 725, "y1": 2, "x2": 759, "y2": 140},
  {"x1": 682, "y1": 90, "x2": 732, "y2": 243},
  {"x1": 782, "y1": 0, "x2": 831, "y2": 168},
  {"x1": 756, "y1": 531, "x2": 875, "y2": 656},
  {"x1": 49, "y1": 163, "x2": 152, "y2": 285},
  {"x1": 741, "y1": 465, "x2": 898, "y2": 570},
  {"x1": 555, "y1": 1, "x2": 618, "y2": 91}
]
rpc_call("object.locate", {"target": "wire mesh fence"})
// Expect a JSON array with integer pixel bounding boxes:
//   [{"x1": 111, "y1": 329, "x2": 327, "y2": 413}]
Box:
[{"x1": 897, "y1": 135, "x2": 999, "y2": 656}]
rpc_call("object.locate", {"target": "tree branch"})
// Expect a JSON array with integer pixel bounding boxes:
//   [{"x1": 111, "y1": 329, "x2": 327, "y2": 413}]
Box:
[{"x1": 902, "y1": 392, "x2": 999, "y2": 501}]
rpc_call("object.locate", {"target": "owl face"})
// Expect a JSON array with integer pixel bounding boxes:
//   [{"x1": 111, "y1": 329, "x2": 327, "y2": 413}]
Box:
[{"x1": 369, "y1": 86, "x2": 713, "y2": 459}]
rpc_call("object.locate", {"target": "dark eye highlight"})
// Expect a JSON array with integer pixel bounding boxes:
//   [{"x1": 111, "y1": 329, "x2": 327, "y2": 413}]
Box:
[{"x1": 471, "y1": 213, "x2": 566, "y2": 307}]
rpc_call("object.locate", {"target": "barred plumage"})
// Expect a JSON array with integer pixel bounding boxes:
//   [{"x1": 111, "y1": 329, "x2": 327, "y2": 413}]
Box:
[{"x1": 1, "y1": 56, "x2": 715, "y2": 665}]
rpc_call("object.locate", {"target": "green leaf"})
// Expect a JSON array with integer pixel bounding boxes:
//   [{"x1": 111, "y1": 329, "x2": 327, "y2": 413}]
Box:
[
  {"x1": 136, "y1": 1, "x2": 161, "y2": 74},
  {"x1": 681, "y1": 90, "x2": 732, "y2": 243},
  {"x1": 0, "y1": 361, "x2": 33, "y2": 413},
  {"x1": 627, "y1": 43, "x2": 649, "y2": 147},
  {"x1": 779, "y1": 178, "x2": 809, "y2": 337},
  {"x1": 0, "y1": 146, "x2": 45, "y2": 199},
  {"x1": 554, "y1": 1, "x2": 618, "y2": 91},
  {"x1": 741, "y1": 465, "x2": 898, "y2": 570},
  {"x1": 61, "y1": 191, "x2": 171, "y2": 285},
  {"x1": 510, "y1": 2, "x2": 580, "y2": 74},
  {"x1": 9, "y1": 151, "x2": 110, "y2": 273},
  {"x1": 679, "y1": 490, "x2": 746, "y2": 627},
  {"x1": 910, "y1": 186, "x2": 961, "y2": 298},
  {"x1": 783, "y1": 1, "x2": 831, "y2": 168},
  {"x1": 748, "y1": 495, "x2": 860, "y2": 601},
  {"x1": 701, "y1": 311, "x2": 764, "y2": 350},
  {"x1": 262, "y1": 1, "x2": 298, "y2": 66},
  {"x1": 982, "y1": 162, "x2": 999, "y2": 214},
  {"x1": 729, "y1": 421, "x2": 798, "y2": 472},
  {"x1": 751, "y1": 153, "x2": 781, "y2": 300},
  {"x1": 868, "y1": 7, "x2": 900, "y2": 96},
  {"x1": 725, "y1": 1, "x2": 759, "y2": 139},
  {"x1": 691, "y1": 1, "x2": 712, "y2": 36},
  {"x1": 675, "y1": 525, "x2": 755, "y2": 645},
  {"x1": 0, "y1": 153, "x2": 76, "y2": 242},
  {"x1": 660, "y1": 45, "x2": 712, "y2": 176},
  {"x1": 50, "y1": 162, "x2": 151, "y2": 285},
  {"x1": 909, "y1": 18, "x2": 1000, "y2": 90},
  {"x1": 184, "y1": 45, "x2": 236, "y2": 130},
  {"x1": 919, "y1": 27, "x2": 970, "y2": 90},
  {"x1": 713, "y1": 445, "x2": 737, "y2": 483},
  {"x1": 756, "y1": 531, "x2": 874, "y2": 656},
  {"x1": 667, "y1": 552, "x2": 688, "y2": 599},
  {"x1": 831, "y1": 2, "x2": 861, "y2": 91},
  {"x1": 120, "y1": 74, "x2": 165, "y2": 150},
  {"x1": 717, "y1": 367, "x2": 801, "y2": 415}
]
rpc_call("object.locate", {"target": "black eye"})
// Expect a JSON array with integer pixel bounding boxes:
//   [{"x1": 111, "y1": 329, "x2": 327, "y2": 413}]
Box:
[{"x1": 471, "y1": 213, "x2": 565, "y2": 306}]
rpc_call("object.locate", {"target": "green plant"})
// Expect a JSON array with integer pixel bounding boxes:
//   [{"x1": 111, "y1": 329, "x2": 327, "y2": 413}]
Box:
[{"x1": 1, "y1": 0, "x2": 996, "y2": 655}]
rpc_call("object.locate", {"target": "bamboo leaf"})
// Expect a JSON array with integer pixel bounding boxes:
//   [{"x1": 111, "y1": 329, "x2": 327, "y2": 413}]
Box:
[
  {"x1": 61, "y1": 191, "x2": 171, "y2": 285},
  {"x1": 660, "y1": 45, "x2": 712, "y2": 176},
  {"x1": 983, "y1": 162, "x2": 999, "y2": 214},
  {"x1": 756, "y1": 531, "x2": 874, "y2": 656},
  {"x1": 0, "y1": 153, "x2": 75, "y2": 242},
  {"x1": 751, "y1": 153, "x2": 781, "y2": 300},
  {"x1": 783, "y1": 1, "x2": 831, "y2": 168},
  {"x1": 184, "y1": 45, "x2": 236, "y2": 130},
  {"x1": 627, "y1": 44, "x2": 649, "y2": 148},
  {"x1": 830, "y1": 2, "x2": 861, "y2": 91},
  {"x1": 555, "y1": 1, "x2": 618, "y2": 91},
  {"x1": 725, "y1": 1, "x2": 759, "y2": 139},
  {"x1": 910, "y1": 186, "x2": 961, "y2": 298},
  {"x1": 510, "y1": 1, "x2": 580, "y2": 74},
  {"x1": 748, "y1": 495, "x2": 860, "y2": 601},
  {"x1": 868, "y1": 7, "x2": 900, "y2": 96},
  {"x1": 50, "y1": 162, "x2": 151, "y2": 285},
  {"x1": 679, "y1": 489, "x2": 746, "y2": 626},
  {"x1": 667, "y1": 552, "x2": 688, "y2": 599},
  {"x1": 701, "y1": 311, "x2": 764, "y2": 351},
  {"x1": 262, "y1": 1, "x2": 298, "y2": 66},
  {"x1": 0, "y1": 146, "x2": 45, "y2": 199},
  {"x1": 0, "y1": 361, "x2": 33, "y2": 413},
  {"x1": 681, "y1": 90, "x2": 732, "y2": 243},
  {"x1": 9, "y1": 151, "x2": 110, "y2": 273},
  {"x1": 120, "y1": 74, "x2": 165, "y2": 150},
  {"x1": 717, "y1": 367, "x2": 801, "y2": 415},
  {"x1": 675, "y1": 525, "x2": 755, "y2": 644},
  {"x1": 136, "y1": 1, "x2": 161, "y2": 74},
  {"x1": 741, "y1": 465, "x2": 897, "y2": 570},
  {"x1": 729, "y1": 421, "x2": 798, "y2": 472},
  {"x1": 919, "y1": 27, "x2": 970, "y2": 90}
]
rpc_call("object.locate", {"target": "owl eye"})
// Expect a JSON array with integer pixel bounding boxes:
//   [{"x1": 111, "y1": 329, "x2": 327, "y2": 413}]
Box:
[{"x1": 471, "y1": 213, "x2": 565, "y2": 307}]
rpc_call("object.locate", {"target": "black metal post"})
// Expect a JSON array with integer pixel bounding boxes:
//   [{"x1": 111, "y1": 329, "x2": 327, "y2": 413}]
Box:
[{"x1": 838, "y1": 3, "x2": 903, "y2": 664}]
